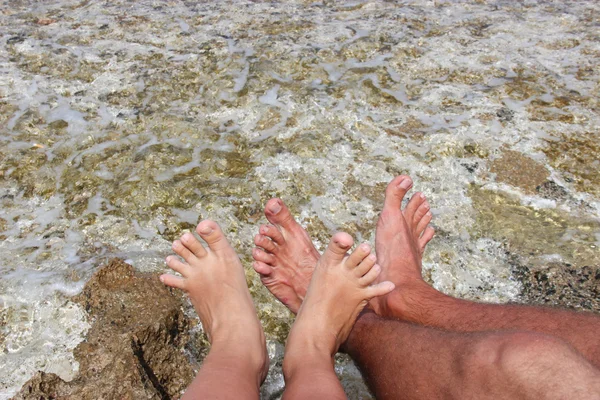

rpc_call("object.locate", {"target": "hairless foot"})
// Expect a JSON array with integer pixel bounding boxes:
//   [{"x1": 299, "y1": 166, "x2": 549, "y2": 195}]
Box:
[
  {"x1": 161, "y1": 220, "x2": 269, "y2": 392},
  {"x1": 252, "y1": 176, "x2": 434, "y2": 318},
  {"x1": 282, "y1": 232, "x2": 395, "y2": 399}
]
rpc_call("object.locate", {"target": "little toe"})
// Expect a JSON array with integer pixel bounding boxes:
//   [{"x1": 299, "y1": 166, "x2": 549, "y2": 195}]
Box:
[
  {"x1": 181, "y1": 232, "x2": 208, "y2": 258},
  {"x1": 254, "y1": 234, "x2": 277, "y2": 253},
  {"x1": 172, "y1": 240, "x2": 196, "y2": 263},
  {"x1": 166, "y1": 255, "x2": 190, "y2": 276},
  {"x1": 355, "y1": 253, "x2": 377, "y2": 277},
  {"x1": 365, "y1": 280, "x2": 395, "y2": 299},
  {"x1": 419, "y1": 226, "x2": 435, "y2": 252},
  {"x1": 160, "y1": 274, "x2": 186, "y2": 290},
  {"x1": 265, "y1": 198, "x2": 299, "y2": 232},
  {"x1": 259, "y1": 224, "x2": 285, "y2": 245},
  {"x1": 253, "y1": 248, "x2": 275, "y2": 265},
  {"x1": 383, "y1": 175, "x2": 413, "y2": 212},
  {"x1": 359, "y1": 263, "x2": 381, "y2": 286},
  {"x1": 345, "y1": 243, "x2": 371, "y2": 269},
  {"x1": 252, "y1": 261, "x2": 273, "y2": 276},
  {"x1": 415, "y1": 211, "x2": 432, "y2": 236},
  {"x1": 196, "y1": 220, "x2": 229, "y2": 252},
  {"x1": 322, "y1": 232, "x2": 353, "y2": 265},
  {"x1": 404, "y1": 192, "x2": 426, "y2": 222}
]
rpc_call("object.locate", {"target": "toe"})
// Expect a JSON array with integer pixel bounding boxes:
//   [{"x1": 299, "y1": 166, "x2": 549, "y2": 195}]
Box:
[
  {"x1": 259, "y1": 224, "x2": 285, "y2": 245},
  {"x1": 415, "y1": 211, "x2": 432, "y2": 236},
  {"x1": 172, "y1": 240, "x2": 196, "y2": 263},
  {"x1": 365, "y1": 281, "x2": 395, "y2": 299},
  {"x1": 383, "y1": 176, "x2": 413, "y2": 211},
  {"x1": 345, "y1": 243, "x2": 371, "y2": 269},
  {"x1": 254, "y1": 234, "x2": 277, "y2": 253},
  {"x1": 252, "y1": 248, "x2": 275, "y2": 265},
  {"x1": 265, "y1": 198, "x2": 298, "y2": 231},
  {"x1": 181, "y1": 232, "x2": 208, "y2": 258},
  {"x1": 196, "y1": 220, "x2": 230, "y2": 252},
  {"x1": 404, "y1": 192, "x2": 425, "y2": 222},
  {"x1": 166, "y1": 255, "x2": 190, "y2": 276},
  {"x1": 252, "y1": 261, "x2": 273, "y2": 276},
  {"x1": 160, "y1": 274, "x2": 186, "y2": 290},
  {"x1": 419, "y1": 226, "x2": 435, "y2": 252},
  {"x1": 355, "y1": 253, "x2": 377, "y2": 277},
  {"x1": 322, "y1": 232, "x2": 353, "y2": 265},
  {"x1": 359, "y1": 263, "x2": 381, "y2": 286}
]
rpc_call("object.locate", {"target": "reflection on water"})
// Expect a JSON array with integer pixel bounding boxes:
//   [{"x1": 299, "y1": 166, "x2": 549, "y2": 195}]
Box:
[{"x1": 1, "y1": 0, "x2": 599, "y2": 398}]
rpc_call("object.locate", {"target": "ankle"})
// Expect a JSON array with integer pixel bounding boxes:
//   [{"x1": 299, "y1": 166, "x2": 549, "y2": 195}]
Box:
[
  {"x1": 386, "y1": 280, "x2": 446, "y2": 323},
  {"x1": 283, "y1": 345, "x2": 333, "y2": 380},
  {"x1": 211, "y1": 337, "x2": 269, "y2": 382}
]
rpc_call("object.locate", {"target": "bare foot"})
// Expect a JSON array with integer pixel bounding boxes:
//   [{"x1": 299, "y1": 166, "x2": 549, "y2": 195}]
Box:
[
  {"x1": 252, "y1": 179, "x2": 435, "y2": 320},
  {"x1": 251, "y1": 198, "x2": 320, "y2": 313},
  {"x1": 371, "y1": 176, "x2": 438, "y2": 322},
  {"x1": 161, "y1": 220, "x2": 269, "y2": 382},
  {"x1": 285, "y1": 232, "x2": 395, "y2": 362}
]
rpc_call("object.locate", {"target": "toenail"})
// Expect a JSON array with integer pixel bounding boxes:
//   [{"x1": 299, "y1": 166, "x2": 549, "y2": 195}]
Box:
[
  {"x1": 182, "y1": 232, "x2": 192, "y2": 241},
  {"x1": 368, "y1": 254, "x2": 377, "y2": 261},
  {"x1": 268, "y1": 201, "x2": 282, "y2": 214},
  {"x1": 419, "y1": 192, "x2": 425, "y2": 199},
  {"x1": 426, "y1": 211, "x2": 432, "y2": 216},
  {"x1": 360, "y1": 243, "x2": 370, "y2": 252},
  {"x1": 399, "y1": 178, "x2": 412, "y2": 189},
  {"x1": 424, "y1": 202, "x2": 430, "y2": 209},
  {"x1": 199, "y1": 225, "x2": 213, "y2": 235},
  {"x1": 260, "y1": 226, "x2": 268, "y2": 234}
]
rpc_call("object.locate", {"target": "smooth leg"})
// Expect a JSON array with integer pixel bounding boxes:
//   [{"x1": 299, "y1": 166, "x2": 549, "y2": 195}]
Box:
[
  {"x1": 282, "y1": 233, "x2": 394, "y2": 399},
  {"x1": 183, "y1": 342, "x2": 263, "y2": 400},
  {"x1": 161, "y1": 220, "x2": 268, "y2": 399}
]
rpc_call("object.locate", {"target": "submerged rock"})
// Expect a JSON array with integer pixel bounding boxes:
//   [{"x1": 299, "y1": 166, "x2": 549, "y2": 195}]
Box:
[
  {"x1": 490, "y1": 150, "x2": 549, "y2": 194},
  {"x1": 13, "y1": 259, "x2": 195, "y2": 400}
]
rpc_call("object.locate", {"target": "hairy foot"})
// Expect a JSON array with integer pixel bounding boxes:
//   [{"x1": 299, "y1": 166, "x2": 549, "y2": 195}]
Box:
[
  {"x1": 251, "y1": 198, "x2": 320, "y2": 313},
  {"x1": 161, "y1": 220, "x2": 269, "y2": 382},
  {"x1": 252, "y1": 178, "x2": 435, "y2": 320},
  {"x1": 284, "y1": 232, "x2": 394, "y2": 363},
  {"x1": 371, "y1": 175, "x2": 438, "y2": 322}
]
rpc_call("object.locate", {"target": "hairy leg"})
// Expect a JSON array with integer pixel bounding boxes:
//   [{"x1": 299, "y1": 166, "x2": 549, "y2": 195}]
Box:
[
  {"x1": 251, "y1": 182, "x2": 433, "y2": 313},
  {"x1": 282, "y1": 233, "x2": 394, "y2": 399},
  {"x1": 252, "y1": 175, "x2": 600, "y2": 397},
  {"x1": 161, "y1": 220, "x2": 268, "y2": 399},
  {"x1": 346, "y1": 311, "x2": 600, "y2": 400},
  {"x1": 374, "y1": 176, "x2": 600, "y2": 367}
]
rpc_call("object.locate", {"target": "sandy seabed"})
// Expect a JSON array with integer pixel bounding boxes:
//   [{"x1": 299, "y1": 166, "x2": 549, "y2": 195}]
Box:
[{"x1": 1, "y1": 1, "x2": 599, "y2": 398}]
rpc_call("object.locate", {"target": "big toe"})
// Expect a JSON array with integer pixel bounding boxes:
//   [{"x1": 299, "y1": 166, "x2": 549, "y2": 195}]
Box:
[
  {"x1": 383, "y1": 175, "x2": 413, "y2": 212},
  {"x1": 322, "y1": 232, "x2": 353, "y2": 265},
  {"x1": 196, "y1": 220, "x2": 229, "y2": 252},
  {"x1": 264, "y1": 198, "x2": 298, "y2": 231}
]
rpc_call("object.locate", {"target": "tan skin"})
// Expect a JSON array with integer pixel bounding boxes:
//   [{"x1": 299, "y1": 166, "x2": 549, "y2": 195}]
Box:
[
  {"x1": 161, "y1": 221, "x2": 393, "y2": 399},
  {"x1": 252, "y1": 175, "x2": 600, "y2": 399},
  {"x1": 161, "y1": 220, "x2": 268, "y2": 399}
]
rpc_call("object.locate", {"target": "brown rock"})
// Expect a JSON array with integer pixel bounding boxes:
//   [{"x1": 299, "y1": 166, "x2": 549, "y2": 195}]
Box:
[
  {"x1": 13, "y1": 259, "x2": 196, "y2": 400},
  {"x1": 490, "y1": 150, "x2": 549, "y2": 194}
]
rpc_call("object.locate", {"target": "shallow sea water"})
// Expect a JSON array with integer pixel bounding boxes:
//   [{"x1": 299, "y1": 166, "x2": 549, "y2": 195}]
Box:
[{"x1": 1, "y1": 0, "x2": 599, "y2": 398}]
